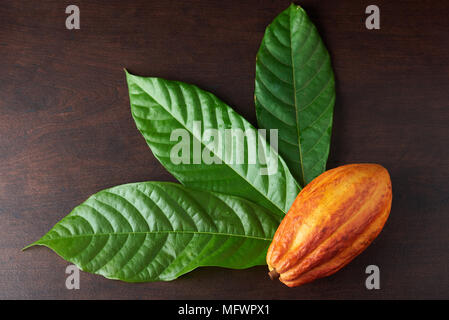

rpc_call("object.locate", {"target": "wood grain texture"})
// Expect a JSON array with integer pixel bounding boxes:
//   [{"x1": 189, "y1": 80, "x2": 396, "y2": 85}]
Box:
[{"x1": 1, "y1": 0, "x2": 448, "y2": 299}]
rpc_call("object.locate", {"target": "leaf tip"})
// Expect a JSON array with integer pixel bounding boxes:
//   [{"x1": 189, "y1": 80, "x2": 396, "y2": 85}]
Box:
[
  {"x1": 289, "y1": 3, "x2": 303, "y2": 12},
  {"x1": 124, "y1": 68, "x2": 137, "y2": 81},
  {"x1": 124, "y1": 68, "x2": 133, "y2": 77},
  {"x1": 21, "y1": 241, "x2": 39, "y2": 251}
]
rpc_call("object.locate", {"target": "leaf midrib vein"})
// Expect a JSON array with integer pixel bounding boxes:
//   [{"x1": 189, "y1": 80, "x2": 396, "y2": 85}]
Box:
[
  {"x1": 40, "y1": 230, "x2": 273, "y2": 243},
  {"x1": 289, "y1": 8, "x2": 307, "y2": 187},
  {"x1": 133, "y1": 78, "x2": 288, "y2": 215}
]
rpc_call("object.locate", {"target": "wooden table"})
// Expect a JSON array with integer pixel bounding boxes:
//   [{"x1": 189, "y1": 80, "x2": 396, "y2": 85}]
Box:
[{"x1": 1, "y1": 0, "x2": 448, "y2": 299}]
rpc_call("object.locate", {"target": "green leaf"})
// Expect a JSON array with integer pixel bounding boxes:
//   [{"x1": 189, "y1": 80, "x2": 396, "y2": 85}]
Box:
[
  {"x1": 25, "y1": 182, "x2": 282, "y2": 282},
  {"x1": 126, "y1": 71, "x2": 300, "y2": 216},
  {"x1": 255, "y1": 4, "x2": 335, "y2": 187}
]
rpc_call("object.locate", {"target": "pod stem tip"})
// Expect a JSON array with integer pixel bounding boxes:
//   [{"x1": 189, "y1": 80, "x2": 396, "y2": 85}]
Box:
[{"x1": 268, "y1": 269, "x2": 280, "y2": 280}]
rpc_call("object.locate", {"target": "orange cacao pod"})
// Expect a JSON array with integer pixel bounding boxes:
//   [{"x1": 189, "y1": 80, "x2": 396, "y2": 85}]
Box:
[{"x1": 267, "y1": 164, "x2": 392, "y2": 287}]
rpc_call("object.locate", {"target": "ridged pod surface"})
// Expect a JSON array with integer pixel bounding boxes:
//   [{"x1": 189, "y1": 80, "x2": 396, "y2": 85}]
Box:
[{"x1": 267, "y1": 164, "x2": 392, "y2": 287}]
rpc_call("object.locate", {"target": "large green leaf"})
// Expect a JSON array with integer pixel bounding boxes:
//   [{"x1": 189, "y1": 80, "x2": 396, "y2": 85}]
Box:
[
  {"x1": 126, "y1": 71, "x2": 300, "y2": 216},
  {"x1": 25, "y1": 182, "x2": 281, "y2": 282},
  {"x1": 255, "y1": 4, "x2": 335, "y2": 187}
]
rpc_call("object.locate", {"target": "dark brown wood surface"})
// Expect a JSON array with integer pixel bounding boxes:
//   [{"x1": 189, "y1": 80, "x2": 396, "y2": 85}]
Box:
[{"x1": 1, "y1": 0, "x2": 448, "y2": 299}]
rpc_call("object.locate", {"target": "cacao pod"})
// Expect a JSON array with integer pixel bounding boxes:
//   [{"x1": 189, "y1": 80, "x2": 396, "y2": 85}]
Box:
[{"x1": 267, "y1": 164, "x2": 392, "y2": 287}]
